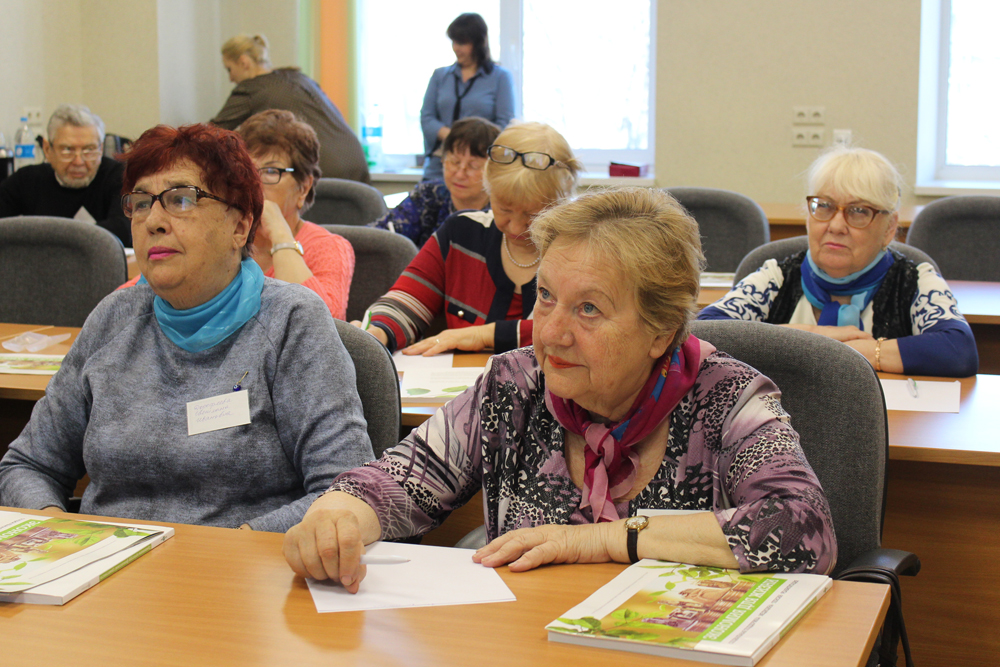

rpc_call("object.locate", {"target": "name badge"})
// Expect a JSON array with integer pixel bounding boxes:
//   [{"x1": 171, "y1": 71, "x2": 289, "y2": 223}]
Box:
[{"x1": 186, "y1": 391, "x2": 251, "y2": 435}]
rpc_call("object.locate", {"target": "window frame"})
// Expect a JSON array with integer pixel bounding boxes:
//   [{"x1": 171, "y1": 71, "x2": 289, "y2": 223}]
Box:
[{"x1": 917, "y1": 0, "x2": 1000, "y2": 194}]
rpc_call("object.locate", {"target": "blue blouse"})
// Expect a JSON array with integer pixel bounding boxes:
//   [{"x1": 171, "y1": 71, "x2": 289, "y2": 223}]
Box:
[{"x1": 420, "y1": 63, "x2": 515, "y2": 180}]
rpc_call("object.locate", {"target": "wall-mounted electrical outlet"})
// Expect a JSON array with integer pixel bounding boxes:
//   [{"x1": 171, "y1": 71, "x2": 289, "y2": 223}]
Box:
[
  {"x1": 792, "y1": 127, "x2": 824, "y2": 147},
  {"x1": 23, "y1": 107, "x2": 43, "y2": 125},
  {"x1": 792, "y1": 106, "x2": 826, "y2": 125}
]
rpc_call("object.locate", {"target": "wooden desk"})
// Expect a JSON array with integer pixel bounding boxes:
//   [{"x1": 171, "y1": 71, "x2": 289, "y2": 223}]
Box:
[
  {"x1": 0, "y1": 325, "x2": 80, "y2": 401},
  {"x1": 759, "y1": 202, "x2": 922, "y2": 242},
  {"x1": 0, "y1": 508, "x2": 889, "y2": 667}
]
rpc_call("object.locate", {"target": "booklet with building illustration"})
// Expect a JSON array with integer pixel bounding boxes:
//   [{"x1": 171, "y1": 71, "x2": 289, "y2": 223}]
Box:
[
  {"x1": 547, "y1": 560, "x2": 831, "y2": 666},
  {"x1": 0, "y1": 510, "x2": 173, "y2": 605}
]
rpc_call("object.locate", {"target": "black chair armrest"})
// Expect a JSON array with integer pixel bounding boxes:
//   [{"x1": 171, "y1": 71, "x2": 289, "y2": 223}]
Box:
[{"x1": 839, "y1": 548, "x2": 921, "y2": 580}]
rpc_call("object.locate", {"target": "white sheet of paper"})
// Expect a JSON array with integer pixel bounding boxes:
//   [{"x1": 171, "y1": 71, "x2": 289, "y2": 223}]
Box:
[
  {"x1": 399, "y1": 367, "x2": 484, "y2": 399},
  {"x1": 391, "y1": 350, "x2": 454, "y2": 376},
  {"x1": 699, "y1": 272, "x2": 736, "y2": 288},
  {"x1": 73, "y1": 206, "x2": 96, "y2": 224},
  {"x1": 186, "y1": 391, "x2": 251, "y2": 435},
  {"x1": 305, "y1": 541, "x2": 516, "y2": 613},
  {"x1": 880, "y1": 379, "x2": 961, "y2": 413}
]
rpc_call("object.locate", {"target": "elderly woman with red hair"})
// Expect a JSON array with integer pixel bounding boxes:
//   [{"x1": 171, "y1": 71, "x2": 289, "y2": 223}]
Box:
[{"x1": 0, "y1": 124, "x2": 374, "y2": 532}]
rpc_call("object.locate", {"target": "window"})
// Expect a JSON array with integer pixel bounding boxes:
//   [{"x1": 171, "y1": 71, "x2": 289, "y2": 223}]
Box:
[
  {"x1": 917, "y1": 0, "x2": 1000, "y2": 192},
  {"x1": 355, "y1": 0, "x2": 655, "y2": 174}
]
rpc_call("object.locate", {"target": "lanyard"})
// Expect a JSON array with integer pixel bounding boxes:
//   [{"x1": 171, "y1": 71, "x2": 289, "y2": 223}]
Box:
[{"x1": 452, "y1": 72, "x2": 480, "y2": 123}]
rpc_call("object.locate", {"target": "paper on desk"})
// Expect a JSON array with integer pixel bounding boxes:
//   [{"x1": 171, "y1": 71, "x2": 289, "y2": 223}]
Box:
[
  {"x1": 880, "y1": 379, "x2": 961, "y2": 413},
  {"x1": 399, "y1": 367, "x2": 484, "y2": 400},
  {"x1": 699, "y1": 272, "x2": 736, "y2": 288},
  {"x1": 391, "y1": 350, "x2": 454, "y2": 377},
  {"x1": 306, "y1": 541, "x2": 515, "y2": 613},
  {"x1": 0, "y1": 353, "x2": 63, "y2": 375}
]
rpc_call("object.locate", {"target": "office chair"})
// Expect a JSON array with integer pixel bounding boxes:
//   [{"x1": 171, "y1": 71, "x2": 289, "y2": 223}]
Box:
[
  {"x1": 309, "y1": 178, "x2": 388, "y2": 227},
  {"x1": 664, "y1": 187, "x2": 770, "y2": 273},
  {"x1": 906, "y1": 195, "x2": 1000, "y2": 281},
  {"x1": 0, "y1": 216, "x2": 127, "y2": 327},
  {"x1": 333, "y1": 319, "x2": 400, "y2": 458},
  {"x1": 733, "y1": 238, "x2": 940, "y2": 285},
  {"x1": 320, "y1": 224, "x2": 418, "y2": 322}
]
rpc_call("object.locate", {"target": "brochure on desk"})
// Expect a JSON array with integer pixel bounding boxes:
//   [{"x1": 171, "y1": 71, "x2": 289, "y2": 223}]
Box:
[
  {"x1": 0, "y1": 510, "x2": 173, "y2": 605},
  {"x1": 0, "y1": 353, "x2": 63, "y2": 375},
  {"x1": 547, "y1": 560, "x2": 831, "y2": 666}
]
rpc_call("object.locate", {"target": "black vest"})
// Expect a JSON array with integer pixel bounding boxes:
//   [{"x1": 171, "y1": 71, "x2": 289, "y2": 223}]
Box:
[{"x1": 765, "y1": 250, "x2": 920, "y2": 339}]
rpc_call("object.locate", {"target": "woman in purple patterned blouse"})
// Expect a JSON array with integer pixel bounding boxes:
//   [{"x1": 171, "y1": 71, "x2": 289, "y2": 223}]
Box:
[{"x1": 284, "y1": 188, "x2": 837, "y2": 594}]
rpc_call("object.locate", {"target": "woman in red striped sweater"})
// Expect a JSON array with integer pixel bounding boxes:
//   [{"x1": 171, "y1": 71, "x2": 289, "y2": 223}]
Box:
[{"x1": 357, "y1": 122, "x2": 582, "y2": 355}]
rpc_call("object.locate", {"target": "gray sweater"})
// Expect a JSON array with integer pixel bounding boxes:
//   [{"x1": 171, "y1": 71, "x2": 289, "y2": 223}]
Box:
[{"x1": 0, "y1": 279, "x2": 374, "y2": 532}]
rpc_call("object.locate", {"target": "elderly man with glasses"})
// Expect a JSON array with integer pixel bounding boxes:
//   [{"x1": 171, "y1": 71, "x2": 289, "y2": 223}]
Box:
[{"x1": 0, "y1": 104, "x2": 131, "y2": 246}]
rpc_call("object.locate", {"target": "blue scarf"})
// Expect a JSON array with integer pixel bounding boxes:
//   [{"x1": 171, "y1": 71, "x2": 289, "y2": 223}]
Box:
[
  {"x1": 140, "y1": 258, "x2": 264, "y2": 352},
  {"x1": 800, "y1": 250, "x2": 894, "y2": 330}
]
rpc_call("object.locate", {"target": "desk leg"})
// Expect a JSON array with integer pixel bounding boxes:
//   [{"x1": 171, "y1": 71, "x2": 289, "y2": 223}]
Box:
[{"x1": 882, "y1": 459, "x2": 1000, "y2": 667}]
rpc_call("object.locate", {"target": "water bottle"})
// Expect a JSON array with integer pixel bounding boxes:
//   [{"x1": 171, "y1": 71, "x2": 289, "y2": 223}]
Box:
[
  {"x1": 361, "y1": 104, "x2": 383, "y2": 171},
  {"x1": 14, "y1": 117, "x2": 38, "y2": 170}
]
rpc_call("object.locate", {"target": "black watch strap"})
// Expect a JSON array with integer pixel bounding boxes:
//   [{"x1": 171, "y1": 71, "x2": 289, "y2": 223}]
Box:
[{"x1": 627, "y1": 527, "x2": 641, "y2": 564}]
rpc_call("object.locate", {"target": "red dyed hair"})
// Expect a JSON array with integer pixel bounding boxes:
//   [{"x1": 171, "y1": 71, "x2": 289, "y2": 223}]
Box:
[{"x1": 121, "y1": 124, "x2": 264, "y2": 253}]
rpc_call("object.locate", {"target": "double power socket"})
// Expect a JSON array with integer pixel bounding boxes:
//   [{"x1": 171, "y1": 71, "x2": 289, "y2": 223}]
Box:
[{"x1": 791, "y1": 106, "x2": 851, "y2": 148}]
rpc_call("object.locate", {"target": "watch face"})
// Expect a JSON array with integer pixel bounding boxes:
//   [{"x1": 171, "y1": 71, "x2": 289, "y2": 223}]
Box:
[{"x1": 625, "y1": 516, "x2": 649, "y2": 530}]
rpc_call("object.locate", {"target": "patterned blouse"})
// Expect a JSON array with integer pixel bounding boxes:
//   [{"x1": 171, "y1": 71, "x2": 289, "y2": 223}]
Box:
[
  {"x1": 367, "y1": 179, "x2": 488, "y2": 248},
  {"x1": 329, "y1": 346, "x2": 837, "y2": 574}
]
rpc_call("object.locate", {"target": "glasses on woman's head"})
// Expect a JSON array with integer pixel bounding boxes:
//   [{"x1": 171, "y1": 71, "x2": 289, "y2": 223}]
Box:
[
  {"x1": 258, "y1": 166, "x2": 295, "y2": 185},
  {"x1": 122, "y1": 186, "x2": 233, "y2": 219},
  {"x1": 806, "y1": 196, "x2": 889, "y2": 229},
  {"x1": 487, "y1": 144, "x2": 566, "y2": 171},
  {"x1": 53, "y1": 145, "x2": 103, "y2": 162}
]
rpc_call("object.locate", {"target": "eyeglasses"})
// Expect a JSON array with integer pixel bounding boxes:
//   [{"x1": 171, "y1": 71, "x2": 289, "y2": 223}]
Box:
[
  {"x1": 53, "y1": 145, "x2": 103, "y2": 162},
  {"x1": 443, "y1": 155, "x2": 486, "y2": 175},
  {"x1": 806, "y1": 196, "x2": 889, "y2": 229},
  {"x1": 487, "y1": 144, "x2": 566, "y2": 171},
  {"x1": 121, "y1": 186, "x2": 233, "y2": 219},
  {"x1": 258, "y1": 166, "x2": 295, "y2": 185}
]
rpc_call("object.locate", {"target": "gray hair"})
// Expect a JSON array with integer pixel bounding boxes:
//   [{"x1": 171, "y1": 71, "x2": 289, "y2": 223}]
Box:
[{"x1": 47, "y1": 104, "x2": 106, "y2": 144}]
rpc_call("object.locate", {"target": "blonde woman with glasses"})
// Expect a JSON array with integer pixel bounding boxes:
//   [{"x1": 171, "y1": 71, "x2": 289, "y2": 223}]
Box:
[
  {"x1": 699, "y1": 146, "x2": 978, "y2": 377},
  {"x1": 357, "y1": 121, "x2": 581, "y2": 356}
]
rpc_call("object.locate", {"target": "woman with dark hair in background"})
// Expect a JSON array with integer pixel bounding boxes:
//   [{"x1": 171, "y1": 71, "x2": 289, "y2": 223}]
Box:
[
  {"x1": 420, "y1": 13, "x2": 515, "y2": 181},
  {"x1": 370, "y1": 116, "x2": 500, "y2": 248}
]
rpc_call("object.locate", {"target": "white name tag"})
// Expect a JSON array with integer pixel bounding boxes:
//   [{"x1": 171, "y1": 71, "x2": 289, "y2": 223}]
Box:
[{"x1": 186, "y1": 391, "x2": 251, "y2": 435}]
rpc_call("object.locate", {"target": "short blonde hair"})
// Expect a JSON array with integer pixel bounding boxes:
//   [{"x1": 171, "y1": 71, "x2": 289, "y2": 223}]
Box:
[
  {"x1": 808, "y1": 147, "x2": 903, "y2": 213},
  {"x1": 531, "y1": 187, "x2": 705, "y2": 350},
  {"x1": 221, "y1": 34, "x2": 271, "y2": 68},
  {"x1": 484, "y1": 121, "x2": 581, "y2": 207}
]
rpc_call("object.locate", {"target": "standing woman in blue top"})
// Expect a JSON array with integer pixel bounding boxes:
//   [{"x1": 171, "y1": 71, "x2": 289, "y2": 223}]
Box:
[{"x1": 420, "y1": 13, "x2": 515, "y2": 181}]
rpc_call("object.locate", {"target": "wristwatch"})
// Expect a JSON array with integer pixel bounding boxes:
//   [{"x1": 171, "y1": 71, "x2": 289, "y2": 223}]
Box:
[
  {"x1": 625, "y1": 515, "x2": 650, "y2": 564},
  {"x1": 270, "y1": 241, "x2": 304, "y2": 256}
]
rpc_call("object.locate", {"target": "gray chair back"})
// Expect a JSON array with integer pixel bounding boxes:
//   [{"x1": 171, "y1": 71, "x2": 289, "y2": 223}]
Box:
[
  {"x1": 320, "y1": 224, "x2": 418, "y2": 322},
  {"x1": 733, "y1": 237, "x2": 941, "y2": 285},
  {"x1": 906, "y1": 195, "x2": 1000, "y2": 281},
  {"x1": 665, "y1": 187, "x2": 770, "y2": 273},
  {"x1": 690, "y1": 320, "x2": 887, "y2": 576},
  {"x1": 309, "y1": 178, "x2": 388, "y2": 227},
  {"x1": 333, "y1": 319, "x2": 400, "y2": 458},
  {"x1": 0, "y1": 216, "x2": 127, "y2": 327}
]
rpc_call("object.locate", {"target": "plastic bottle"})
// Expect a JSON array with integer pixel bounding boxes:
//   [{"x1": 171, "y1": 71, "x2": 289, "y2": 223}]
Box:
[
  {"x1": 361, "y1": 104, "x2": 383, "y2": 171},
  {"x1": 14, "y1": 117, "x2": 38, "y2": 170}
]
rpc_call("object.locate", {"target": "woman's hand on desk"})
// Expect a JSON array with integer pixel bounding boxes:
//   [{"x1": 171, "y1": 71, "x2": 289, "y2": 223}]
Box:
[
  {"x1": 402, "y1": 324, "x2": 495, "y2": 357},
  {"x1": 473, "y1": 523, "x2": 614, "y2": 572},
  {"x1": 283, "y1": 491, "x2": 382, "y2": 594}
]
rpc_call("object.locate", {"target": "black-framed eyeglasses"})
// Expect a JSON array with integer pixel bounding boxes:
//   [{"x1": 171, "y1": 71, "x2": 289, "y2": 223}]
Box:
[
  {"x1": 487, "y1": 144, "x2": 566, "y2": 171},
  {"x1": 258, "y1": 166, "x2": 296, "y2": 185},
  {"x1": 806, "y1": 196, "x2": 889, "y2": 229},
  {"x1": 121, "y1": 186, "x2": 234, "y2": 219}
]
